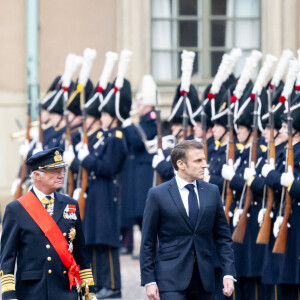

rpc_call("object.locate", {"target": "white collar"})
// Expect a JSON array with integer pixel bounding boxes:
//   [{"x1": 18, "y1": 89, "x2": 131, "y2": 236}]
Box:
[
  {"x1": 175, "y1": 174, "x2": 197, "y2": 190},
  {"x1": 33, "y1": 185, "x2": 54, "y2": 201}
]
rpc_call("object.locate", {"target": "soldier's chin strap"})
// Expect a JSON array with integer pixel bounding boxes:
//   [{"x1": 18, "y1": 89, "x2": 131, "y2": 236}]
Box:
[
  {"x1": 68, "y1": 115, "x2": 77, "y2": 128},
  {"x1": 56, "y1": 115, "x2": 64, "y2": 128},
  {"x1": 244, "y1": 128, "x2": 252, "y2": 145},
  {"x1": 274, "y1": 131, "x2": 279, "y2": 140},
  {"x1": 219, "y1": 128, "x2": 228, "y2": 143},
  {"x1": 87, "y1": 118, "x2": 97, "y2": 132},
  {"x1": 107, "y1": 117, "x2": 117, "y2": 131}
]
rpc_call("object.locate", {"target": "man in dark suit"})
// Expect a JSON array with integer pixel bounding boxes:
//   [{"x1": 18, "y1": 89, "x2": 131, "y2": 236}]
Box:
[
  {"x1": 0, "y1": 147, "x2": 95, "y2": 300},
  {"x1": 140, "y1": 140, "x2": 236, "y2": 300}
]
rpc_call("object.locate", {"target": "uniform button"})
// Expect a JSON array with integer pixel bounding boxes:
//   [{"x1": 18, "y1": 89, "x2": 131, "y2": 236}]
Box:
[
  {"x1": 92, "y1": 176, "x2": 96, "y2": 180},
  {"x1": 63, "y1": 233, "x2": 67, "y2": 237},
  {"x1": 244, "y1": 161, "x2": 247, "y2": 164},
  {"x1": 113, "y1": 179, "x2": 117, "y2": 184},
  {"x1": 47, "y1": 257, "x2": 52, "y2": 261},
  {"x1": 254, "y1": 201, "x2": 257, "y2": 205},
  {"x1": 46, "y1": 244, "x2": 51, "y2": 249},
  {"x1": 298, "y1": 202, "x2": 300, "y2": 206},
  {"x1": 63, "y1": 271, "x2": 67, "y2": 274},
  {"x1": 108, "y1": 133, "x2": 112, "y2": 137},
  {"x1": 113, "y1": 197, "x2": 117, "y2": 202},
  {"x1": 48, "y1": 270, "x2": 52, "y2": 274}
]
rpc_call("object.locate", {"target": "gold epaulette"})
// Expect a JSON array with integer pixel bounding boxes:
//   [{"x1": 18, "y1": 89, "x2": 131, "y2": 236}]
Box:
[
  {"x1": 260, "y1": 145, "x2": 268, "y2": 152},
  {"x1": 79, "y1": 268, "x2": 94, "y2": 286},
  {"x1": 115, "y1": 130, "x2": 123, "y2": 139},
  {"x1": 0, "y1": 272, "x2": 15, "y2": 293},
  {"x1": 236, "y1": 143, "x2": 244, "y2": 151}
]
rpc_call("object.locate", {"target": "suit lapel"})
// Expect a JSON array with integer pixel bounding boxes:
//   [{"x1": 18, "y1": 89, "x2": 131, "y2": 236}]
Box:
[
  {"x1": 52, "y1": 192, "x2": 66, "y2": 223},
  {"x1": 195, "y1": 180, "x2": 207, "y2": 230},
  {"x1": 168, "y1": 178, "x2": 193, "y2": 231}
]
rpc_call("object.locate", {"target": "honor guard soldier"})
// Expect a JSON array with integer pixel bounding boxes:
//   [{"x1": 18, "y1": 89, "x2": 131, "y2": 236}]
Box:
[
  {"x1": 120, "y1": 75, "x2": 158, "y2": 255},
  {"x1": 1, "y1": 147, "x2": 95, "y2": 300},
  {"x1": 277, "y1": 94, "x2": 300, "y2": 299},
  {"x1": 222, "y1": 67, "x2": 269, "y2": 299},
  {"x1": 152, "y1": 83, "x2": 200, "y2": 182},
  {"x1": 77, "y1": 77, "x2": 131, "y2": 299},
  {"x1": 122, "y1": 75, "x2": 157, "y2": 239}
]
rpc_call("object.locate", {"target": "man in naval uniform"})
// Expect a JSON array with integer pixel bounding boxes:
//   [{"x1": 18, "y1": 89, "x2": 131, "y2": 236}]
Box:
[{"x1": 0, "y1": 147, "x2": 95, "y2": 300}]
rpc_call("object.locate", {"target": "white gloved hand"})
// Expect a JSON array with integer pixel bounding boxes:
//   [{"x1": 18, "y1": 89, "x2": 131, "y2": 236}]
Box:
[
  {"x1": 273, "y1": 216, "x2": 283, "y2": 238},
  {"x1": 261, "y1": 158, "x2": 275, "y2": 177},
  {"x1": 145, "y1": 138, "x2": 158, "y2": 154},
  {"x1": 243, "y1": 162, "x2": 256, "y2": 181},
  {"x1": 32, "y1": 142, "x2": 43, "y2": 155},
  {"x1": 10, "y1": 178, "x2": 21, "y2": 196},
  {"x1": 63, "y1": 145, "x2": 75, "y2": 164},
  {"x1": 152, "y1": 148, "x2": 165, "y2": 169},
  {"x1": 257, "y1": 208, "x2": 266, "y2": 227},
  {"x1": 29, "y1": 126, "x2": 39, "y2": 141},
  {"x1": 73, "y1": 188, "x2": 81, "y2": 201},
  {"x1": 19, "y1": 139, "x2": 30, "y2": 159},
  {"x1": 122, "y1": 118, "x2": 132, "y2": 128},
  {"x1": 75, "y1": 141, "x2": 83, "y2": 153},
  {"x1": 280, "y1": 165, "x2": 294, "y2": 188},
  {"x1": 221, "y1": 159, "x2": 235, "y2": 181},
  {"x1": 233, "y1": 208, "x2": 243, "y2": 227},
  {"x1": 78, "y1": 144, "x2": 89, "y2": 161},
  {"x1": 162, "y1": 135, "x2": 176, "y2": 150}
]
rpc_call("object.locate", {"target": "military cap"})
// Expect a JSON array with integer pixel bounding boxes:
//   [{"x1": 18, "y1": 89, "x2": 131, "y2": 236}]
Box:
[
  {"x1": 26, "y1": 147, "x2": 68, "y2": 172},
  {"x1": 66, "y1": 79, "x2": 94, "y2": 116},
  {"x1": 168, "y1": 84, "x2": 200, "y2": 125},
  {"x1": 100, "y1": 78, "x2": 132, "y2": 121}
]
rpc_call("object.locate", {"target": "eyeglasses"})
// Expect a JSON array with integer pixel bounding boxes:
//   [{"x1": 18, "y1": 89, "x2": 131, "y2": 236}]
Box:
[{"x1": 39, "y1": 168, "x2": 67, "y2": 175}]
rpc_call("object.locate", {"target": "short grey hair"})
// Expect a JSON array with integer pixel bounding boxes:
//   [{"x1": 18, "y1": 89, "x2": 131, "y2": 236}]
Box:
[
  {"x1": 171, "y1": 140, "x2": 204, "y2": 171},
  {"x1": 30, "y1": 170, "x2": 44, "y2": 181}
]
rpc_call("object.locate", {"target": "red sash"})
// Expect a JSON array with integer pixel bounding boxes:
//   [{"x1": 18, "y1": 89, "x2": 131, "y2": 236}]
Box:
[{"x1": 18, "y1": 191, "x2": 81, "y2": 290}]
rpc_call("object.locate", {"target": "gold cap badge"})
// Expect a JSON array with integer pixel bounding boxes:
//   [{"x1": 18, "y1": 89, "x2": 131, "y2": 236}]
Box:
[{"x1": 54, "y1": 150, "x2": 63, "y2": 162}]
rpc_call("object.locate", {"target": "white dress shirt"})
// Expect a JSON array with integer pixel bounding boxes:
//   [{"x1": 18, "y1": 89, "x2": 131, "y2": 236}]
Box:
[
  {"x1": 32, "y1": 186, "x2": 54, "y2": 203},
  {"x1": 175, "y1": 174, "x2": 200, "y2": 215}
]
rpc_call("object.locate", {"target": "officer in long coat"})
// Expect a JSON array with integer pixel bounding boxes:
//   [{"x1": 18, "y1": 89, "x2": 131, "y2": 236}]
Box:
[{"x1": 77, "y1": 80, "x2": 130, "y2": 299}]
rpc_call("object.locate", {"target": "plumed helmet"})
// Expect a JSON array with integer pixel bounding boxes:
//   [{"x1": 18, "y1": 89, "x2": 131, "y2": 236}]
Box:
[
  {"x1": 84, "y1": 83, "x2": 113, "y2": 119},
  {"x1": 168, "y1": 84, "x2": 199, "y2": 125},
  {"x1": 45, "y1": 76, "x2": 75, "y2": 115},
  {"x1": 135, "y1": 75, "x2": 160, "y2": 106},
  {"x1": 100, "y1": 78, "x2": 132, "y2": 120},
  {"x1": 66, "y1": 79, "x2": 94, "y2": 116}
]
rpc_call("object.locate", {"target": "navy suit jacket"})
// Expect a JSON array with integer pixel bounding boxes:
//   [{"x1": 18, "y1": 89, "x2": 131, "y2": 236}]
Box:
[{"x1": 140, "y1": 177, "x2": 235, "y2": 292}]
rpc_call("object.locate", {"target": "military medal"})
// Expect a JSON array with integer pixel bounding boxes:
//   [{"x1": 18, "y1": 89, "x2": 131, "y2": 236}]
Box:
[
  {"x1": 63, "y1": 204, "x2": 77, "y2": 220},
  {"x1": 68, "y1": 227, "x2": 76, "y2": 253}
]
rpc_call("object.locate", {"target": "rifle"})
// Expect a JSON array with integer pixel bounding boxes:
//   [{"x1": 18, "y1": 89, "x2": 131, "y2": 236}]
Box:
[
  {"x1": 63, "y1": 96, "x2": 75, "y2": 197},
  {"x1": 182, "y1": 92, "x2": 188, "y2": 140},
  {"x1": 13, "y1": 85, "x2": 32, "y2": 200},
  {"x1": 200, "y1": 93, "x2": 208, "y2": 159},
  {"x1": 78, "y1": 89, "x2": 88, "y2": 219},
  {"x1": 272, "y1": 94, "x2": 293, "y2": 253},
  {"x1": 155, "y1": 89, "x2": 163, "y2": 185},
  {"x1": 232, "y1": 93, "x2": 259, "y2": 243},
  {"x1": 224, "y1": 90, "x2": 235, "y2": 224},
  {"x1": 256, "y1": 87, "x2": 276, "y2": 244}
]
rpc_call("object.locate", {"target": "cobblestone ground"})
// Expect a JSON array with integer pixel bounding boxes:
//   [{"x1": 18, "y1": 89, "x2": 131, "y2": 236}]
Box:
[{"x1": 117, "y1": 254, "x2": 148, "y2": 300}]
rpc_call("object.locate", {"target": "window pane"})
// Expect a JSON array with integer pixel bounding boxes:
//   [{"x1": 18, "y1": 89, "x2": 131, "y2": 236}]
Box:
[
  {"x1": 211, "y1": 51, "x2": 224, "y2": 76},
  {"x1": 152, "y1": 0, "x2": 173, "y2": 18},
  {"x1": 179, "y1": 0, "x2": 197, "y2": 16},
  {"x1": 234, "y1": 51, "x2": 260, "y2": 79},
  {"x1": 235, "y1": 20, "x2": 260, "y2": 48},
  {"x1": 152, "y1": 21, "x2": 176, "y2": 49},
  {"x1": 152, "y1": 51, "x2": 177, "y2": 80},
  {"x1": 179, "y1": 21, "x2": 197, "y2": 47},
  {"x1": 211, "y1": 0, "x2": 227, "y2": 15},
  {"x1": 210, "y1": 20, "x2": 233, "y2": 47},
  {"x1": 235, "y1": 0, "x2": 259, "y2": 17}
]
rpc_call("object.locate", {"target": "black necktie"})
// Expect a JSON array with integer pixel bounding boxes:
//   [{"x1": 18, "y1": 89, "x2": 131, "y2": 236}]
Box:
[{"x1": 185, "y1": 184, "x2": 199, "y2": 230}]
